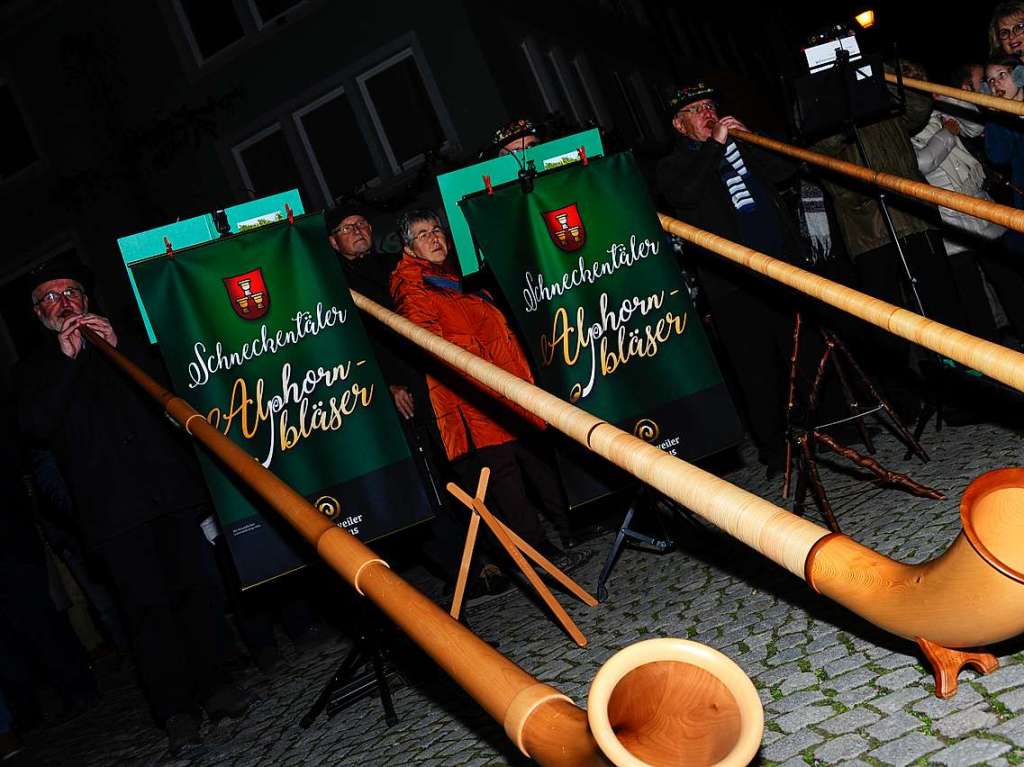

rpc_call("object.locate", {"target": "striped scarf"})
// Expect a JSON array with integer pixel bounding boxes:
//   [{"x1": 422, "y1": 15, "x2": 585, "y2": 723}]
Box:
[{"x1": 721, "y1": 141, "x2": 756, "y2": 212}]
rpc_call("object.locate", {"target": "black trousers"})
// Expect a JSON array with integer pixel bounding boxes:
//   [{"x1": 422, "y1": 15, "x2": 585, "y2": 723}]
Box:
[
  {"x1": 0, "y1": 560, "x2": 95, "y2": 723},
  {"x1": 452, "y1": 438, "x2": 567, "y2": 555},
  {"x1": 855, "y1": 232, "x2": 970, "y2": 363},
  {"x1": 708, "y1": 288, "x2": 791, "y2": 463},
  {"x1": 981, "y1": 234, "x2": 1024, "y2": 342},
  {"x1": 95, "y1": 511, "x2": 229, "y2": 725}
]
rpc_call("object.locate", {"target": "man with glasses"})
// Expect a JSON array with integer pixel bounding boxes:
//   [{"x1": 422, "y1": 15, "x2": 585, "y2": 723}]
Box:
[
  {"x1": 15, "y1": 258, "x2": 250, "y2": 756},
  {"x1": 656, "y1": 83, "x2": 797, "y2": 474},
  {"x1": 326, "y1": 204, "x2": 416, "y2": 420}
]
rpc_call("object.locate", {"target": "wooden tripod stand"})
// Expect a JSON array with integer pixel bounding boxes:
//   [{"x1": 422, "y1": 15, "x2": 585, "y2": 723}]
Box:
[
  {"x1": 447, "y1": 468, "x2": 597, "y2": 647},
  {"x1": 782, "y1": 312, "x2": 943, "y2": 532}
]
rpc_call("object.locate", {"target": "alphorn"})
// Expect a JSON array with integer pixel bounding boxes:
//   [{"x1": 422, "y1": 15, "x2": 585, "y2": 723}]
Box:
[
  {"x1": 729, "y1": 128, "x2": 1024, "y2": 234},
  {"x1": 351, "y1": 291, "x2": 1024, "y2": 695},
  {"x1": 657, "y1": 212, "x2": 1024, "y2": 394},
  {"x1": 80, "y1": 327, "x2": 764, "y2": 767},
  {"x1": 885, "y1": 72, "x2": 1024, "y2": 117}
]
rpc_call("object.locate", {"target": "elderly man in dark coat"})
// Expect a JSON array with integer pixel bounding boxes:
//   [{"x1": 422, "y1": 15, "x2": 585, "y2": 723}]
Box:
[{"x1": 13, "y1": 258, "x2": 249, "y2": 756}]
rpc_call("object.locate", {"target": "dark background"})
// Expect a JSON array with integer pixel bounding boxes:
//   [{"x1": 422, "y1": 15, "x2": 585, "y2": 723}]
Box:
[{"x1": 0, "y1": 0, "x2": 1007, "y2": 385}]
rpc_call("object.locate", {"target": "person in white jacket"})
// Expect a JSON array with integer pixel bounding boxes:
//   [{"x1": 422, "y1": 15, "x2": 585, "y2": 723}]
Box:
[{"x1": 907, "y1": 62, "x2": 1024, "y2": 346}]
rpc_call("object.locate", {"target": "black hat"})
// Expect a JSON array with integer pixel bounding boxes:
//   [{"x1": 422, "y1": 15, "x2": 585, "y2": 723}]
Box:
[
  {"x1": 324, "y1": 203, "x2": 377, "y2": 234},
  {"x1": 491, "y1": 118, "x2": 538, "y2": 155},
  {"x1": 665, "y1": 83, "x2": 717, "y2": 116},
  {"x1": 25, "y1": 255, "x2": 92, "y2": 306}
]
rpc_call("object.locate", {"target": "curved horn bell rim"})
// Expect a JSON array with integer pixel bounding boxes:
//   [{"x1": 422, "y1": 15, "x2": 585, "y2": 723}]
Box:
[
  {"x1": 587, "y1": 638, "x2": 764, "y2": 767},
  {"x1": 961, "y1": 468, "x2": 1024, "y2": 586}
]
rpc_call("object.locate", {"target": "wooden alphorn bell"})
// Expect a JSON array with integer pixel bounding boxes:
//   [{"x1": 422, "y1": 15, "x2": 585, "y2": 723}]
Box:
[{"x1": 79, "y1": 327, "x2": 764, "y2": 767}]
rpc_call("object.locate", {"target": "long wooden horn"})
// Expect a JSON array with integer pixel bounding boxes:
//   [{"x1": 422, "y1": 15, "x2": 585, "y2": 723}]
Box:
[
  {"x1": 658, "y1": 212, "x2": 1024, "y2": 394},
  {"x1": 885, "y1": 72, "x2": 1024, "y2": 117},
  {"x1": 729, "y1": 128, "x2": 1024, "y2": 234},
  {"x1": 79, "y1": 327, "x2": 764, "y2": 767},
  {"x1": 351, "y1": 291, "x2": 1024, "y2": 656}
]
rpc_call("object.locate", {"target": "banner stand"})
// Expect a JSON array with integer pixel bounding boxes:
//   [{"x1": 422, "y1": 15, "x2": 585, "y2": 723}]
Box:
[
  {"x1": 595, "y1": 486, "x2": 673, "y2": 602},
  {"x1": 299, "y1": 599, "x2": 399, "y2": 729}
]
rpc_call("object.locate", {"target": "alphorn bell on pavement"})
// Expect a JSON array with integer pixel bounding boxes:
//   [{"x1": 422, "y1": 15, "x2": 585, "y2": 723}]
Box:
[
  {"x1": 79, "y1": 327, "x2": 764, "y2": 767},
  {"x1": 350, "y1": 288, "x2": 1024, "y2": 698}
]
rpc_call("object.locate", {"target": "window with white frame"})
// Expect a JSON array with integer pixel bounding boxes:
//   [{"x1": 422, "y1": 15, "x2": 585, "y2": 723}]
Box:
[
  {"x1": 250, "y1": 0, "x2": 305, "y2": 28},
  {"x1": 572, "y1": 54, "x2": 611, "y2": 128},
  {"x1": 232, "y1": 124, "x2": 307, "y2": 200},
  {"x1": 172, "y1": 0, "x2": 309, "y2": 65},
  {"x1": 0, "y1": 80, "x2": 38, "y2": 181},
  {"x1": 357, "y1": 50, "x2": 446, "y2": 174},
  {"x1": 293, "y1": 86, "x2": 377, "y2": 204},
  {"x1": 546, "y1": 48, "x2": 590, "y2": 124},
  {"x1": 174, "y1": 0, "x2": 246, "y2": 63},
  {"x1": 612, "y1": 71, "x2": 645, "y2": 143},
  {"x1": 521, "y1": 37, "x2": 561, "y2": 114}
]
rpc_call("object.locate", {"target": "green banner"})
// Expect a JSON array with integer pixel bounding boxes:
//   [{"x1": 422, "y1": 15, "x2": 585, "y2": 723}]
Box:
[
  {"x1": 461, "y1": 153, "x2": 741, "y2": 503},
  {"x1": 131, "y1": 214, "x2": 431, "y2": 587}
]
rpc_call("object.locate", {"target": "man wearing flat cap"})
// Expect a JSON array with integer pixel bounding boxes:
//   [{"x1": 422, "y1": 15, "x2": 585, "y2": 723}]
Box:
[
  {"x1": 14, "y1": 258, "x2": 249, "y2": 756},
  {"x1": 657, "y1": 83, "x2": 797, "y2": 473}
]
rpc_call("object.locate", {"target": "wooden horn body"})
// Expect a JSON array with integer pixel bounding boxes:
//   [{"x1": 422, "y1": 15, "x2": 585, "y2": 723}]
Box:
[
  {"x1": 886, "y1": 72, "x2": 1024, "y2": 117},
  {"x1": 351, "y1": 292, "x2": 1024, "y2": 651},
  {"x1": 80, "y1": 328, "x2": 764, "y2": 766},
  {"x1": 658, "y1": 212, "x2": 1024, "y2": 395},
  {"x1": 729, "y1": 128, "x2": 1024, "y2": 235}
]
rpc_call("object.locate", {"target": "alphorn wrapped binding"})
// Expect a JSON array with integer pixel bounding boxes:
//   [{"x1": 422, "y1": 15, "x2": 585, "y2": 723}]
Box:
[{"x1": 81, "y1": 327, "x2": 764, "y2": 767}]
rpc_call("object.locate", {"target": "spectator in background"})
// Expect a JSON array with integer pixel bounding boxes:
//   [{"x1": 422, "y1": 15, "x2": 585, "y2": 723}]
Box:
[
  {"x1": 390, "y1": 209, "x2": 589, "y2": 571},
  {"x1": 812, "y1": 62, "x2": 974, "y2": 416},
  {"x1": 983, "y1": 58, "x2": 1024, "y2": 346},
  {"x1": 989, "y1": 2, "x2": 1024, "y2": 63},
  {"x1": 904, "y1": 61, "x2": 1009, "y2": 344}
]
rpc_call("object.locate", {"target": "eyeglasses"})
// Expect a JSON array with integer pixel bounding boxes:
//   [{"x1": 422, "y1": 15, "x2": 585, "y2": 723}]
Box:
[
  {"x1": 679, "y1": 101, "x2": 717, "y2": 116},
  {"x1": 34, "y1": 286, "x2": 84, "y2": 307},
  {"x1": 333, "y1": 220, "x2": 370, "y2": 235},
  {"x1": 998, "y1": 20, "x2": 1024, "y2": 40},
  {"x1": 410, "y1": 226, "x2": 445, "y2": 244}
]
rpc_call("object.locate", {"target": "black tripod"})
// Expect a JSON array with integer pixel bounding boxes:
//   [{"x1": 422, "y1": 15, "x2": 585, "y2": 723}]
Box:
[{"x1": 299, "y1": 601, "x2": 399, "y2": 729}]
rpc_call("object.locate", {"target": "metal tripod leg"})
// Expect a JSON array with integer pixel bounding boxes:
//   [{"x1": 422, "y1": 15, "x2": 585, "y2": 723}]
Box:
[{"x1": 596, "y1": 487, "x2": 674, "y2": 601}]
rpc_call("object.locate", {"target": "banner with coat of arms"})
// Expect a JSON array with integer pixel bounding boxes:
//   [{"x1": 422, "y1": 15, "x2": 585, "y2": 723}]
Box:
[
  {"x1": 131, "y1": 213, "x2": 432, "y2": 587},
  {"x1": 461, "y1": 152, "x2": 742, "y2": 505}
]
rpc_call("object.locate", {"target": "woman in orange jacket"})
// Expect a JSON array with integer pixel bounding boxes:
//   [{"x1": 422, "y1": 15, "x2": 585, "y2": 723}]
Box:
[{"x1": 390, "y1": 209, "x2": 585, "y2": 566}]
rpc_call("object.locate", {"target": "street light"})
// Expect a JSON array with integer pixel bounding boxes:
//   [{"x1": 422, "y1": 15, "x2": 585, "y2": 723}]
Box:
[{"x1": 855, "y1": 9, "x2": 876, "y2": 29}]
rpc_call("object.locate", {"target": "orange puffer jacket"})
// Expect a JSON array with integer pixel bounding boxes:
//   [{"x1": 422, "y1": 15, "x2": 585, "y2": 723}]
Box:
[{"x1": 390, "y1": 255, "x2": 544, "y2": 461}]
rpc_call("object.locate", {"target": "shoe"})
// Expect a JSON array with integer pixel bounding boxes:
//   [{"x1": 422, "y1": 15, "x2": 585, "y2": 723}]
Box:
[
  {"x1": 201, "y1": 683, "x2": 251, "y2": 722},
  {"x1": 553, "y1": 548, "x2": 593, "y2": 575},
  {"x1": 473, "y1": 565, "x2": 509, "y2": 593},
  {"x1": 165, "y1": 713, "x2": 202, "y2": 757},
  {"x1": 0, "y1": 730, "x2": 22, "y2": 762}
]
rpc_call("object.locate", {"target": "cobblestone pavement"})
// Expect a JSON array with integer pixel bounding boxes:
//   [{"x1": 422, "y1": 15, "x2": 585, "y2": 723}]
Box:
[{"x1": 22, "y1": 419, "x2": 1024, "y2": 766}]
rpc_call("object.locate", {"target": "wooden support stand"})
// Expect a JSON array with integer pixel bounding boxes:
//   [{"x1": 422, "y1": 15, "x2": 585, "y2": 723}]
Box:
[
  {"x1": 447, "y1": 468, "x2": 597, "y2": 647},
  {"x1": 917, "y1": 637, "x2": 999, "y2": 699},
  {"x1": 782, "y1": 313, "x2": 943, "y2": 532}
]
